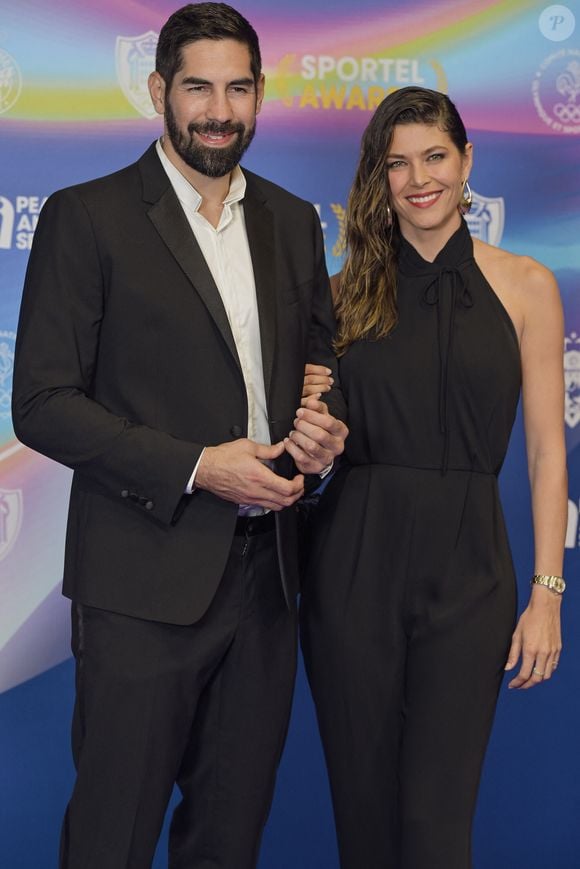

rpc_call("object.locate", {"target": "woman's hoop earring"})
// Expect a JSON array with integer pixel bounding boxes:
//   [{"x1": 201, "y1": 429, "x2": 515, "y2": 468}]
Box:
[{"x1": 459, "y1": 179, "x2": 473, "y2": 214}]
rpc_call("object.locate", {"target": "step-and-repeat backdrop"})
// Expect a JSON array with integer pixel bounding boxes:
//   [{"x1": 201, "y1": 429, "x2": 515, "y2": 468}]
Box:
[{"x1": 1, "y1": 1, "x2": 579, "y2": 866}]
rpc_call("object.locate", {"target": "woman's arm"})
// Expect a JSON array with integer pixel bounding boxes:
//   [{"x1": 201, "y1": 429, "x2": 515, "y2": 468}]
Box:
[
  {"x1": 505, "y1": 259, "x2": 567, "y2": 689},
  {"x1": 301, "y1": 273, "x2": 340, "y2": 402}
]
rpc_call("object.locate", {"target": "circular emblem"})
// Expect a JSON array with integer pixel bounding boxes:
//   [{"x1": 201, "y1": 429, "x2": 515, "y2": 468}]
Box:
[
  {"x1": 0, "y1": 49, "x2": 22, "y2": 116},
  {"x1": 539, "y1": 5, "x2": 576, "y2": 42},
  {"x1": 532, "y1": 48, "x2": 580, "y2": 133},
  {"x1": 0, "y1": 330, "x2": 15, "y2": 420}
]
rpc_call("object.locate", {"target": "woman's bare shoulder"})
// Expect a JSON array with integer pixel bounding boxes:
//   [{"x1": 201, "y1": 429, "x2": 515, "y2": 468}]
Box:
[{"x1": 473, "y1": 239, "x2": 558, "y2": 300}]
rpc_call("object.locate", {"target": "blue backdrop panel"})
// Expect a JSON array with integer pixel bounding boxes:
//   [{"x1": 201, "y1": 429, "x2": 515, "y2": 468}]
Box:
[{"x1": 1, "y1": 1, "x2": 579, "y2": 866}]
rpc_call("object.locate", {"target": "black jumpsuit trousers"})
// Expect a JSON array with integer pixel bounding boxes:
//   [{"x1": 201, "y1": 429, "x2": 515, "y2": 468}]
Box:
[{"x1": 301, "y1": 220, "x2": 521, "y2": 869}]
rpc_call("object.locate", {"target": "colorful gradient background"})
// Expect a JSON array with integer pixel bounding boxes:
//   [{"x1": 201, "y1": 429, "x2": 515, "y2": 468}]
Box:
[{"x1": 1, "y1": 0, "x2": 579, "y2": 866}]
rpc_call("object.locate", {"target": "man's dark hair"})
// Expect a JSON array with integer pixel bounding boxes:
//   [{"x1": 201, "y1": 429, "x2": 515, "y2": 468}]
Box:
[{"x1": 156, "y1": 3, "x2": 262, "y2": 89}]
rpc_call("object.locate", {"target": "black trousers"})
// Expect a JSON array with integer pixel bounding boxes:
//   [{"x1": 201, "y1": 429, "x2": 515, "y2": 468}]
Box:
[
  {"x1": 60, "y1": 528, "x2": 296, "y2": 869},
  {"x1": 301, "y1": 465, "x2": 517, "y2": 869}
]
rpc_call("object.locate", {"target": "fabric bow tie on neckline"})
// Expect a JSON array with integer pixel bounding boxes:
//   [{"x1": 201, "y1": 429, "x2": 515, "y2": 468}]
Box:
[{"x1": 398, "y1": 221, "x2": 475, "y2": 474}]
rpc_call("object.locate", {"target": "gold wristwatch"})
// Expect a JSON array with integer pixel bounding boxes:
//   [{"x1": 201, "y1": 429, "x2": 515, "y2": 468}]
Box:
[{"x1": 531, "y1": 574, "x2": 566, "y2": 595}]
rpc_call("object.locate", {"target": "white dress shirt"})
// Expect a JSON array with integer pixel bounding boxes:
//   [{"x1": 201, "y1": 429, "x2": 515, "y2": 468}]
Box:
[{"x1": 156, "y1": 140, "x2": 270, "y2": 505}]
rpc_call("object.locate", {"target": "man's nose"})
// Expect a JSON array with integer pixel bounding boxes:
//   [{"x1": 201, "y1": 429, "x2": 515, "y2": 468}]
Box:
[{"x1": 206, "y1": 88, "x2": 234, "y2": 123}]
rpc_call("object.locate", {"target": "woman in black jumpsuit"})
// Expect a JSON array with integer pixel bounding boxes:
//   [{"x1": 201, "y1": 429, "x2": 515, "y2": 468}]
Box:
[{"x1": 300, "y1": 88, "x2": 567, "y2": 869}]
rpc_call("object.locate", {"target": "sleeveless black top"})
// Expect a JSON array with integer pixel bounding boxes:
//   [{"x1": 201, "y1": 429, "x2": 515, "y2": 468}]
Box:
[{"x1": 339, "y1": 220, "x2": 521, "y2": 477}]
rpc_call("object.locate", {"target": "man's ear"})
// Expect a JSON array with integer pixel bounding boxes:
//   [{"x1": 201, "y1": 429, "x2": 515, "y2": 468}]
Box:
[
  {"x1": 255, "y1": 73, "x2": 265, "y2": 115},
  {"x1": 148, "y1": 71, "x2": 166, "y2": 117}
]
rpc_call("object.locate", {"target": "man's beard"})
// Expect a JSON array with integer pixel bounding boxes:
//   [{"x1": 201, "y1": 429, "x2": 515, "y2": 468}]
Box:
[{"x1": 165, "y1": 99, "x2": 256, "y2": 178}]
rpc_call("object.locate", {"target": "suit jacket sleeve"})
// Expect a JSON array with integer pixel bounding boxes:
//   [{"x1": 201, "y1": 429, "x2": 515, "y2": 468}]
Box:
[
  {"x1": 306, "y1": 203, "x2": 347, "y2": 424},
  {"x1": 12, "y1": 188, "x2": 202, "y2": 527}
]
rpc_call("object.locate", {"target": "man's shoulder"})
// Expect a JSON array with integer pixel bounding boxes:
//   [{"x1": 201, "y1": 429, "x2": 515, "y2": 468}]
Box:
[
  {"x1": 47, "y1": 143, "x2": 158, "y2": 208},
  {"x1": 242, "y1": 167, "x2": 315, "y2": 215}
]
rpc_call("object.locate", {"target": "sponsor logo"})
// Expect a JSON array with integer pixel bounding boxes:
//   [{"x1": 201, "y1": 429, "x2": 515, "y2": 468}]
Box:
[
  {"x1": 0, "y1": 48, "x2": 22, "y2": 115},
  {"x1": 0, "y1": 196, "x2": 15, "y2": 250},
  {"x1": 0, "y1": 330, "x2": 15, "y2": 421},
  {"x1": 0, "y1": 487, "x2": 22, "y2": 562},
  {"x1": 539, "y1": 5, "x2": 576, "y2": 42},
  {"x1": 116, "y1": 31, "x2": 158, "y2": 119},
  {"x1": 566, "y1": 497, "x2": 580, "y2": 548},
  {"x1": 532, "y1": 48, "x2": 580, "y2": 133},
  {"x1": 464, "y1": 190, "x2": 505, "y2": 247},
  {"x1": 0, "y1": 195, "x2": 47, "y2": 250},
  {"x1": 564, "y1": 332, "x2": 580, "y2": 428},
  {"x1": 274, "y1": 54, "x2": 447, "y2": 111}
]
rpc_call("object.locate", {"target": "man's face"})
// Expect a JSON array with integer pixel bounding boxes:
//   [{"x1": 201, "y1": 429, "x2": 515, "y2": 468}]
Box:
[{"x1": 150, "y1": 39, "x2": 264, "y2": 178}]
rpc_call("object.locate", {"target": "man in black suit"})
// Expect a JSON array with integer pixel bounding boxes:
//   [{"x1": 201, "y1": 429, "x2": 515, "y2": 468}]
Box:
[{"x1": 12, "y1": 4, "x2": 347, "y2": 867}]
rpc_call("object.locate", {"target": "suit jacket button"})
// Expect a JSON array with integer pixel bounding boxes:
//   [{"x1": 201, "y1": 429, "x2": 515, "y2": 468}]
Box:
[
  {"x1": 121, "y1": 489, "x2": 129, "y2": 498},
  {"x1": 145, "y1": 500, "x2": 154, "y2": 511},
  {"x1": 230, "y1": 425, "x2": 243, "y2": 438}
]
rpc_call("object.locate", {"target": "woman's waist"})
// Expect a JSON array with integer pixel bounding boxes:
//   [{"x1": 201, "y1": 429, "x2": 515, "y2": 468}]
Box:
[{"x1": 342, "y1": 457, "x2": 498, "y2": 477}]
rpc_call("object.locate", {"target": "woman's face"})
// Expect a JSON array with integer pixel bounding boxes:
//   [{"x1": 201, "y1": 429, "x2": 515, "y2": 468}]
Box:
[{"x1": 385, "y1": 122, "x2": 472, "y2": 242}]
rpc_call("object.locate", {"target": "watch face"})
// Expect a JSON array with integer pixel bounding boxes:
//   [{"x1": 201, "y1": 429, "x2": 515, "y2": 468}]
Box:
[{"x1": 553, "y1": 577, "x2": 566, "y2": 593}]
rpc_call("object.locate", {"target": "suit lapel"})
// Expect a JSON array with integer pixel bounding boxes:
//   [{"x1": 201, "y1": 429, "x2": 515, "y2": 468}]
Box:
[
  {"x1": 244, "y1": 176, "x2": 277, "y2": 402},
  {"x1": 139, "y1": 145, "x2": 241, "y2": 371}
]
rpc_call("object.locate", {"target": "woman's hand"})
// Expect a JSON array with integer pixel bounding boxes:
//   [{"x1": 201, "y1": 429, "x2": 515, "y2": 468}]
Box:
[
  {"x1": 505, "y1": 586, "x2": 562, "y2": 689},
  {"x1": 302, "y1": 363, "x2": 333, "y2": 404}
]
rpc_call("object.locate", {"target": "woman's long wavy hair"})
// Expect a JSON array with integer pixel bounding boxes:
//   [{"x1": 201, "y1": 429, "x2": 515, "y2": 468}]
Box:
[{"x1": 334, "y1": 86, "x2": 469, "y2": 356}]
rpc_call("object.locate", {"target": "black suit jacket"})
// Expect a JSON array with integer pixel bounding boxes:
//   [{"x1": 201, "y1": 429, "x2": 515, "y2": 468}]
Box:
[{"x1": 12, "y1": 143, "x2": 345, "y2": 624}]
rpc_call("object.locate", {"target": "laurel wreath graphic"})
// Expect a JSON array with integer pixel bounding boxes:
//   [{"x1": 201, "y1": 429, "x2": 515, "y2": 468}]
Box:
[{"x1": 330, "y1": 203, "x2": 346, "y2": 258}]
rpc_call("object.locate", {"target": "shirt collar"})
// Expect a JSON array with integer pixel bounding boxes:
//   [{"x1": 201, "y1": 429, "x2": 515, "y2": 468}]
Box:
[{"x1": 155, "y1": 138, "x2": 246, "y2": 213}]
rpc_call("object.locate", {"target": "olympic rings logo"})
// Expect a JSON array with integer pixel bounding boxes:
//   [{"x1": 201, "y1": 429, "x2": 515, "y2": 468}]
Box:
[{"x1": 553, "y1": 102, "x2": 580, "y2": 122}]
